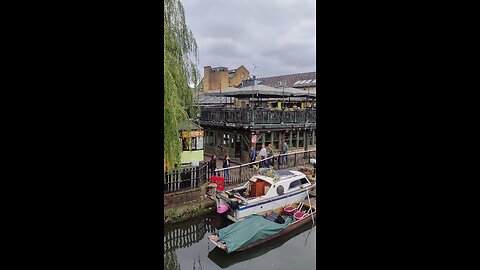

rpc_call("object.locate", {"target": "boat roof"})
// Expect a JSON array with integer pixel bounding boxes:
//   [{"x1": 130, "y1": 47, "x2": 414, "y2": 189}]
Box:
[{"x1": 251, "y1": 170, "x2": 305, "y2": 184}]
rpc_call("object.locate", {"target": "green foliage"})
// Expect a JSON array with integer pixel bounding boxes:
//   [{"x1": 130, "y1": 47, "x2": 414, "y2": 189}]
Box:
[
  {"x1": 171, "y1": 211, "x2": 182, "y2": 221},
  {"x1": 164, "y1": 0, "x2": 199, "y2": 171}
]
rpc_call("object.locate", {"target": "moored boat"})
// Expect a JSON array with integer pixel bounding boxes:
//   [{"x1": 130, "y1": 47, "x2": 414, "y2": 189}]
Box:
[
  {"x1": 207, "y1": 221, "x2": 313, "y2": 268},
  {"x1": 208, "y1": 201, "x2": 316, "y2": 253},
  {"x1": 215, "y1": 169, "x2": 315, "y2": 222}
]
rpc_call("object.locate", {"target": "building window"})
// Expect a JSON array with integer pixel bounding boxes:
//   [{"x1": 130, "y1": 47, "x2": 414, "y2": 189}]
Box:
[
  {"x1": 196, "y1": 137, "x2": 204, "y2": 150},
  {"x1": 191, "y1": 138, "x2": 197, "y2": 150},
  {"x1": 272, "y1": 132, "x2": 279, "y2": 150},
  {"x1": 230, "y1": 136, "x2": 234, "y2": 149},
  {"x1": 182, "y1": 137, "x2": 204, "y2": 151},
  {"x1": 206, "y1": 131, "x2": 214, "y2": 146},
  {"x1": 292, "y1": 132, "x2": 297, "y2": 147},
  {"x1": 298, "y1": 131, "x2": 305, "y2": 148},
  {"x1": 285, "y1": 132, "x2": 290, "y2": 145},
  {"x1": 265, "y1": 132, "x2": 271, "y2": 146},
  {"x1": 182, "y1": 138, "x2": 189, "y2": 151},
  {"x1": 273, "y1": 131, "x2": 279, "y2": 141},
  {"x1": 223, "y1": 133, "x2": 229, "y2": 145}
]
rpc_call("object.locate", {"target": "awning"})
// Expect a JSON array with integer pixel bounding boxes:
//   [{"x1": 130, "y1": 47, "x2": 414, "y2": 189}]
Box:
[{"x1": 206, "y1": 85, "x2": 316, "y2": 98}]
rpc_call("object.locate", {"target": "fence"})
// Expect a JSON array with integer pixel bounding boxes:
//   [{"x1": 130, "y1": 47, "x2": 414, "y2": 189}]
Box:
[
  {"x1": 164, "y1": 149, "x2": 316, "y2": 193},
  {"x1": 164, "y1": 163, "x2": 214, "y2": 193},
  {"x1": 164, "y1": 216, "x2": 215, "y2": 254},
  {"x1": 164, "y1": 216, "x2": 215, "y2": 269},
  {"x1": 215, "y1": 149, "x2": 316, "y2": 187},
  {"x1": 201, "y1": 108, "x2": 316, "y2": 125}
]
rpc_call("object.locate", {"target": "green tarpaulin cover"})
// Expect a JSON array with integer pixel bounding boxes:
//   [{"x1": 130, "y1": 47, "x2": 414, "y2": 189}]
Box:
[{"x1": 217, "y1": 215, "x2": 294, "y2": 253}]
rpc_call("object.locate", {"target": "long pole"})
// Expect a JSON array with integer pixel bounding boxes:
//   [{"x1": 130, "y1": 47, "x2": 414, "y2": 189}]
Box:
[
  {"x1": 304, "y1": 89, "x2": 308, "y2": 153},
  {"x1": 251, "y1": 65, "x2": 255, "y2": 123},
  {"x1": 252, "y1": 65, "x2": 258, "y2": 108},
  {"x1": 307, "y1": 185, "x2": 315, "y2": 225}
]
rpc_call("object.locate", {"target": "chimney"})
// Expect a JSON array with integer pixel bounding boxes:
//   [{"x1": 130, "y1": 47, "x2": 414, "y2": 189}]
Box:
[{"x1": 203, "y1": 66, "x2": 212, "y2": 92}]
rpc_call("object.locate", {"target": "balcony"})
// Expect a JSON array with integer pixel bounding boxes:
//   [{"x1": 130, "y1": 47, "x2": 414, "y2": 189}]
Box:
[{"x1": 199, "y1": 108, "x2": 316, "y2": 129}]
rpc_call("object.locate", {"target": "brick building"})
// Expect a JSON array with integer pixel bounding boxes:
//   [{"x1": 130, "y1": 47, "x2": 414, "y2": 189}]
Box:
[{"x1": 202, "y1": 65, "x2": 250, "y2": 92}]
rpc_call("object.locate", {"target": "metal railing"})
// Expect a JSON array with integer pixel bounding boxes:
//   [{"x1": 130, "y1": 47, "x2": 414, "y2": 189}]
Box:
[
  {"x1": 164, "y1": 149, "x2": 316, "y2": 193},
  {"x1": 164, "y1": 216, "x2": 215, "y2": 268},
  {"x1": 200, "y1": 108, "x2": 316, "y2": 125},
  {"x1": 214, "y1": 149, "x2": 316, "y2": 187},
  {"x1": 164, "y1": 216, "x2": 215, "y2": 254},
  {"x1": 164, "y1": 163, "x2": 213, "y2": 193}
]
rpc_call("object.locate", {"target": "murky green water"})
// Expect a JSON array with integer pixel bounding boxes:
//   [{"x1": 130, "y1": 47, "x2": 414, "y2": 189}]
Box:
[{"x1": 164, "y1": 212, "x2": 316, "y2": 270}]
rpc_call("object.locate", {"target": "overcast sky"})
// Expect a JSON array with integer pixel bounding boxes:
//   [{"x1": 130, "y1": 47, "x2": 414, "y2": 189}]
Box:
[{"x1": 182, "y1": 0, "x2": 316, "y2": 79}]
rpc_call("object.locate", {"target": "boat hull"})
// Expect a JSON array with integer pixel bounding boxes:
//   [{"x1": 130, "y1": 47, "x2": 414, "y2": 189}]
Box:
[
  {"x1": 208, "y1": 201, "x2": 316, "y2": 253},
  {"x1": 227, "y1": 189, "x2": 309, "y2": 222},
  {"x1": 237, "y1": 212, "x2": 316, "y2": 251}
]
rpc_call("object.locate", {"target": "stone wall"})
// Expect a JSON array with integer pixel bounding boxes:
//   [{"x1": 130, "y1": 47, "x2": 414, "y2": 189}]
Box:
[
  {"x1": 164, "y1": 183, "x2": 216, "y2": 224},
  {"x1": 164, "y1": 184, "x2": 208, "y2": 208}
]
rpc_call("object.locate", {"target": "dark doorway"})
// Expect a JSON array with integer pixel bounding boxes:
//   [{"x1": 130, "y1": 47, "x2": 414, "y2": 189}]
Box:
[{"x1": 235, "y1": 134, "x2": 241, "y2": 158}]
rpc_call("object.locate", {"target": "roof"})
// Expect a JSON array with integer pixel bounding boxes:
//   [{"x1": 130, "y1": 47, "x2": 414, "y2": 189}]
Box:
[
  {"x1": 242, "y1": 71, "x2": 316, "y2": 88},
  {"x1": 205, "y1": 85, "x2": 316, "y2": 98},
  {"x1": 198, "y1": 94, "x2": 232, "y2": 104},
  {"x1": 179, "y1": 121, "x2": 203, "y2": 131}
]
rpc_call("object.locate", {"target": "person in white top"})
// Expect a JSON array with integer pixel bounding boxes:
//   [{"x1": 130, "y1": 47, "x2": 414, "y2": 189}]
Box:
[{"x1": 259, "y1": 144, "x2": 267, "y2": 168}]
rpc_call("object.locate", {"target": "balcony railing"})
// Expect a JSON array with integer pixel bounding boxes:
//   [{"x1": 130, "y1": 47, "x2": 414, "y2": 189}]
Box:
[{"x1": 200, "y1": 108, "x2": 316, "y2": 126}]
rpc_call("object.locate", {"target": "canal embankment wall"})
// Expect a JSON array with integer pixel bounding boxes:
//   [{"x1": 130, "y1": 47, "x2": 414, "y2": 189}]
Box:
[
  {"x1": 164, "y1": 149, "x2": 317, "y2": 224},
  {"x1": 164, "y1": 183, "x2": 216, "y2": 224},
  {"x1": 164, "y1": 164, "x2": 316, "y2": 224}
]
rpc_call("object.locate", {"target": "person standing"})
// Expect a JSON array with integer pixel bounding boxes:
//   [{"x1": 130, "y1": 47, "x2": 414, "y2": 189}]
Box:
[
  {"x1": 249, "y1": 146, "x2": 256, "y2": 167},
  {"x1": 282, "y1": 141, "x2": 289, "y2": 165},
  {"x1": 209, "y1": 154, "x2": 217, "y2": 176},
  {"x1": 267, "y1": 144, "x2": 274, "y2": 167},
  {"x1": 259, "y1": 144, "x2": 267, "y2": 168},
  {"x1": 223, "y1": 154, "x2": 231, "y2": 180}
]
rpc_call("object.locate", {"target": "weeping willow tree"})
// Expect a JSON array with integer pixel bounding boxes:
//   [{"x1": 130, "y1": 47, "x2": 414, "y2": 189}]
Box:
[{"x1": 164, "y1": 0, "x2": 199, "y2": 171}]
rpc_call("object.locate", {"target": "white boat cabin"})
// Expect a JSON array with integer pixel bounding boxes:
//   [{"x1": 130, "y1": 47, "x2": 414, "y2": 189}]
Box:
[
  {"x1": 216, "y1": 169, "x2": 314, "y2": 222},
  {"x1": 236, "y1": 171, "x2": 310, "y2": 200}
]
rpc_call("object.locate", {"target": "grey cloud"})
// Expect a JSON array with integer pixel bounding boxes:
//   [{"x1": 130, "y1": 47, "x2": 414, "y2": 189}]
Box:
[{"x1": 182, "y1": 0, "x2": 316, "y2": 79}]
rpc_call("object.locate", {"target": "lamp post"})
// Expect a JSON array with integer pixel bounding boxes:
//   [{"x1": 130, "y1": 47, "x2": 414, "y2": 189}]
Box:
[{"x1": 252, "y1": 65, "x2": 259, "y2": 107}]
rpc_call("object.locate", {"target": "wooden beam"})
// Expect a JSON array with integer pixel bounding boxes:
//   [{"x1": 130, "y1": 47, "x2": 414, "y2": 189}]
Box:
[{"x1": 242, "y1": 133, "x2": 250, "y2": 151}]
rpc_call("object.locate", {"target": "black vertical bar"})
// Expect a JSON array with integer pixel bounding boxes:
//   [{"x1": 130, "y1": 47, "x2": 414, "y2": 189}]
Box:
[
  {"x1": 239, "y1": 163, "x2": 242, "y2": 183},
  {"x1": 168, "y1": 173, "x2": 171, "y2": 192}
]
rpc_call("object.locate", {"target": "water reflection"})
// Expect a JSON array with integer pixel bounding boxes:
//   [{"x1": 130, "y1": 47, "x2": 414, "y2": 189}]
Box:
[
  {"x1": 208, "y1": 222, "x2": 315, "y2": 269},
  {"x1": 164, "y1": 212, "x2": 316, "y2": 270},
  {"x1": 164, "y1": 213, "x2": 230, "y2": 270}
]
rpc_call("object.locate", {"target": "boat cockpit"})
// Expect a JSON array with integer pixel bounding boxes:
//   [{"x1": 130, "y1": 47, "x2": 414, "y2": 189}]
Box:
[{"x1": 226, "y1": 178, "x2": 271, "y2": 200}]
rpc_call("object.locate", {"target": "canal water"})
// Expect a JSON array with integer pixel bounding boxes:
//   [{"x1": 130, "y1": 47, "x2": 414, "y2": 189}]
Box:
[{"x1": 164, "y1": 212, "x2": 316, "y2": 270}]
